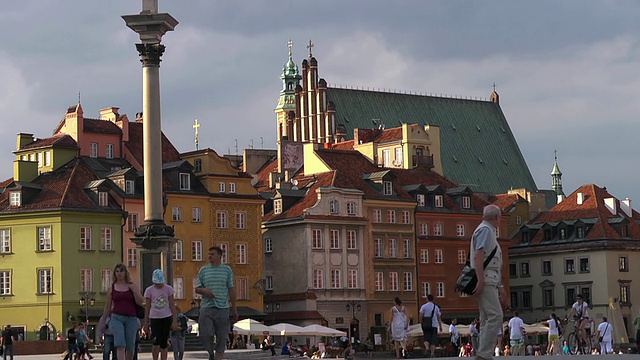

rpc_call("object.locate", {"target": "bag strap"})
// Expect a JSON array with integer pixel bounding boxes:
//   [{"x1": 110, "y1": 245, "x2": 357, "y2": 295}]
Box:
[
  {"x1": 430, "y1": 304, "x2": 436, "y2": 318},
  {"x1": 465, "y1": 246, "x2": 498, "y2": 269}
]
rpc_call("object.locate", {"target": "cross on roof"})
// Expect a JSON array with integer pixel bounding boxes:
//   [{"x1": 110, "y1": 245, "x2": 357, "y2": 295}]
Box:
[
  {"x1": 492, "y1": 82, "x2": 496, "y2": 92},
  {"x1": 307, "y1": 39, "x2": 314, "y2": 58},
  {"x1": 287, "y1": 39, "x2": 293, "y2": 57},
  {"x1": 193, "y1": 119, "x2": 200, "y2": 150},
  {"x1": 554, "y1": 149, "x2": 557, "y2": 161}
]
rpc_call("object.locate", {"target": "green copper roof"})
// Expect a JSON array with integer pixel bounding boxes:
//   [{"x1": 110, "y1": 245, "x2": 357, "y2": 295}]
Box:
[
  {"x1": 551, "y1": 160, "x2": 562, "y2": 175},
  {"x1": 325, "y1": 88, "x2": 538, "y2": 195}
]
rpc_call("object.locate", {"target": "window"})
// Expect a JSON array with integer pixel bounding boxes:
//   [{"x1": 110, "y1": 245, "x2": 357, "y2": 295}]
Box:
[
  {"x1": 403, "y1": 239, "x2": 411, "y2": 258},
  {"x1": 373, "y1": 209, "x2": 382, "y2": 223},
  {"x1": 382, "y1": 149, "x2": 391, "y2": 167},
  {"x1": 462, "y1": 196, "x2": 471, "y2": 209},
  {"x1": 101, "y1": 269, "x2": 112, "y2": 292},
  {"x1": 274, "y1": 199, "x2": 282, "y2": 214},
  {"x1": 329, "y1": 200, "x2": 339, "y2": 214},
  {"x1": 312, "y1": 229, "x2": 323, "y2": 249},
  {"x1": 192, "y1": 279, "x2": 201, "y2": 300},
  {"x1": 565, "y1": 258, "x2": 575, "y2": 273},
  {"x1": 29, "y1": 153, "x2": 35, "y2": 162},
  {"x1": 38, "y1": 269, "x2": 52, "y2": 294},
  {"x1": 374, "y1": 238, "x2": 383, "y2": 258},
  {"x1": 127, "y1": 213, "x2": 138, "y2": 232},
  {"x1": 236, "y1": 243, "x2": 247, "y2": 264},
  {"x1": 192, "y1": 207, "x2": 202, "y2": 223},
  {"x1": 458, "y1": 250, "x2": 466, "y2": 264},
  {"x1": 125, "y1": 180, "x2": 135, "y2": 194},
  {"x1": 229, "y1": 183, "x2": 236, "y2": 193},
  {"x1": 620, "y1": 283, "x2": 630, "y2": 304},
  {"x1": 179, "y1": 173, "x2": 190, "y2": 190},
  {"x1": 173, "y1": 277, "x2": 184, "y2": 299},
  {"x1": 516, "y1": 215, "x2": 522, "y2": 225},
  {"x1": 566, "y1": 288, "x2": 576, "y2": 306},
  {"x1": 402, "y1": 211, "x2": 411, "y2": 224},
  {"x1": 331, "y1": 269, "x2": 341, "y2": 288},
  {"x1": 403, "y1": 272, "x2": 413, "y2": 291},
  {"x1": 219, "y1": 243, "x2": 228, "y2": 264},
  {"x1": 456, "y1": 224, "x2": 465, "y2": 237},
  {"x1": 80, "y1": 227, "x2": 92, "y2": 250},
  {"x1": 172, "y1": 206, "x2": 183, "y2": 222},
  {"x1": 389, "y1": 239, "x2": 397, "y2": 258},
  {"x1": 389, "y1": 272, "x2": 398, "y2": 291},
  {"x1": 100, "y1": 227, "x2": 112, "y2": 251},
  {"x1": 90, "y1": 143, "x2": 98, "y2": 158},
  {"x1": 421, "y1": 282, "x2": 430, "y2": 298},
  {"x1": 510, "y1": 291, "x2": 519, "y2": 308},
  {"x1": 436, "y1": 282, "x2": 444, "y2": 297},
  {"x1": 219, "y1": 182, "x2": 225, "y2": 193},
  {"x1": 375, "y1": 272, "x2": 384, "y2": 291},
  {"x1": 576, "y1": 227, "x2": 584, "y2": 238},
  {"x1": 420, "y1": 249, "x2": 429, "y2": 263},
  {"x1": 383, "y1": 181, "x2": 393, "y2": 195},
  {"x1": 216, "y1": 211, "x2": 227, "y2": 228},
  {"x1": 417, "y1": 194, "x2": 425, "y2": 206},
  {"x1": 543, "y1": 289, "x2": 554, "y2": 307},
  {"x1": 37, "y1": 152, "x2": 42, "y2": 167},
  {"x1": 435, "y1": 195, "x2": 443, "y2": 208},
  {"x1": 394, "y1": 147, "x2": 403, "y2": 166},
  {"x1": 348, "y1": 269, "x2": 358, "y2": 289},
  {"x1": 559, "y1": 228, "x2": 566, "y2": 240},
  {"x1": 264, "y1": 238, "x2": 272, "y2": 253},
  {"x1": 420, "y1": 223, "x2": 429, "y2": 236},
  {"x1": 330, "y1": 230, "x2": 340, "y2": 249},
  {"x1": 194, "y1": 159, "x2": 202, "y2": 172},
  {"x1": 579, "y1": 257, "x2": 589, "y2": 273},
  {"x1": 522, "y1": 232, "x2": 530, "y2": 243},
  {"x1": 9, "y1": 192, "x2": 20, "y2": 207},
  {"x1": 542, "y1": 260, "x2": 552, "y2": 275},
  {"x1": 433, "y1": 223, "x2": 443, "y2": 236},
  {"x1": 346, "y1": 202, "x2": 356, "y2": 215},
  {"x1": 313, "y1": 269, "x2": 324, "y2": 289},
  {"x1": 521, "y1": 262, "x2": 530, "y2": 276},
  {"x1": 522, "y1": 290, "x2": 532, "y2": 308},
  {"x1": 127, "y1": 248, "x2": 137, "y2": 267},
  {"x1": 172, "y1": 240, "x2": 183, "y2": 261},
  {"x1": 38, "y1": 226, "x2": 52, "y2": 251},
  {"x1": 435, "y1": 249, "x2": 443, "y2": 263},
  {"x1": 99, "y1": 192, "x2": 108, "y2": 207},
  {"x1": 44, "y1": 151, "x2": 51, "y2": 166},
  {"x1": 235, "y1": 212, "x2": 246, "y2": 229},
  {"x1": 192, "y1": 240, "x2": 203, "y2": 261},
  {"x1": 237, "y1": 278, "x2": 248, "y2": 300},
  {"x1": 0, "y1": 271, "x2": 10, "y2": 295},
  {"x1": 347, "y1": 230, "x2": 357, "y2": 249},
  {"x1": 619, "y1": 256, "x2": 628, "y2": 272},
  {"x1": 266, "y1": 276, "x2": 273, "y2": 291},
  {"x1": 387, "y1": 210, "x2": 396, "y2": 223},
  {"x1": 80, "y1": 269, "x2": 93, "y2": 292},
  {"x1": 0, "y1": 229, "x2": 10, "y2": 254},
  {"x1": 509, "y1": 263, "x2": 517, "y2": 278},
  {"x1": 106, "y1": 144, "x2": 114, "y2": 159}
]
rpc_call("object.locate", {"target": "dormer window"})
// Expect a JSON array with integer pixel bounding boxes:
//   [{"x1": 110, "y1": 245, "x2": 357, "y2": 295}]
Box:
[
  {"x1": 383, "y1": 181, "x2": 393, "y2": 195},
  {"x1": 194, "y1": 159, "x2": 202, "y2": 172},
  {"x1": 179, "y1": 173, "x2": 190, "y2": 190},
  {"x1": 329, "y1": 200, "x2": 339, "y2": 214},
  {"x1": 90, "y1": 143, "x2": 98, "y2": 158},
  {"x1": 99, "y1": 192, "x2": 108, "y2": 207},
  {"x1": 106, "y1": 144, "x2": 114, "y2": 159},
  {"x1": 274, "y1": 199, "x2": 282, "y2": 214},
  {"x1": 125, "y1": 180, "x2": 135, "y2": 195},
  {"x1": 417, "y1": 194, "x2": 425, "y2": 206},
  {"x1": 9, "y1": 192, "x2": 20, "y2": 207},
  {"x1": 435, "y1": 195, "x2": 444, "y2": 208},
  {"x1": 462, "y1": 196, "x2": 471, "y2": 209},
  {"x1": 576, "y1": 227, "x2": 584, "y2": 239},
  {"x1": 346, "y1": 202, "x2": 356, "y2": 215}
]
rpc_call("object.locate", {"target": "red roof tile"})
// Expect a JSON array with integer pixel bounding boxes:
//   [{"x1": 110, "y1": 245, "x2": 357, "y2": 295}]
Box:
[
  {"x1": 84, "y1": 118, "x2": 123, "y2": 135},
  {"x1": 330, "y1": 140, "x2": 354, "y2": 150},
  {"x1": 125, "y1": 122, "x2": 182, "y2": 167},
  {"x1": 255, "y1": 158, "x2": 279, "y2": 192},
  {"x1": 490, "y1": 193, "x2": 526, "y2": 212},
  {"x1": 263, "y1": 171, "x2": 335, "y2": 221},
  {"x1": 17, "y1": 133, "x2": 78, "y2": 151}
]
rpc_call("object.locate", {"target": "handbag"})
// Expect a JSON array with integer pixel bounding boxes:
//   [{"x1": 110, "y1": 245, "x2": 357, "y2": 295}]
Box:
[
  {"x1": 135, "y1": 303, "x2": 145, "y2": 319},
  {"x1": 455, "y1": 246, "x2": 497, "y2": 295},
  {"x1": 598, "y1": 323, "x2": 608, "y2": 342}
]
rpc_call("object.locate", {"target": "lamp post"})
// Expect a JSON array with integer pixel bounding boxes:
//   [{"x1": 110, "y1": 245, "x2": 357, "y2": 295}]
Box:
[
  {"x1": 46, "y1": 275, "x2": 51, "y2": 340},
  {"x1": 265, "y1": 302, "x2": 280, "y2": 324},
  {"x1": 345, "y1": 301, "x2": 361, "y2": 342},
  {"x1": 79, "y1": 292, "x2": 96, "y2": 324}
]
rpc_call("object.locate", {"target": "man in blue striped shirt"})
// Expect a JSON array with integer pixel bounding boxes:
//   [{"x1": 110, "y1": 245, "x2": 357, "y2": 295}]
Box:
[{"x1": 196, "y1": 246, "x2": 238, "y2": 360}]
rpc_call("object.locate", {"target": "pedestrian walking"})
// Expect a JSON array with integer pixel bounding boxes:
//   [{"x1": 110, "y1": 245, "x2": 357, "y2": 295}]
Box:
[
  {"x1": 98, "y1": 315, "x2": 117, "y2": 360},
  {"x1": 470, "y1": 205, "x2": 507, "y2": 360},
  {"x1": 195, "y1": 246, "x2": 238, "y2": 360},
  {"x1": 1, "y1": 325, "x2": 16, "y2": 360},
  {"x1": 545, "y1": 313, "x2": 562, "y2": 355},
  {"x1": 390, "y1": 297, "x2": 409, "y2": 359},
  {"x1": 449, "y1": 318, "x2": 459, "y2": 357},
  {"x1": 508, "y1": 311, "x2": 525, "y2": 356},
  {"x1": 143, "y1": 269, "x2": 178, "y2": 360},
  {"x1": 596, "y1": 317, "x2": 613, "y2": 354},
  {"x1": 171, "y1": 304, "x2": 188, "y2": 360},
  {"x1": 469, "y1": 318, "x2": 479, "y2": 356},
  {"x1": 418, "y1": 294, "x2": 442, "y2": 358},
  {"x1": 63, "y1": 324, "x2": 79, "y2": 360}
]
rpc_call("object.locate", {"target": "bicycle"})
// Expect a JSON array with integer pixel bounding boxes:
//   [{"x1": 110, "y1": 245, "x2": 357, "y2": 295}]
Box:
[{"x1": 566, "y1": 318, "x2": 597, "y2": 355}]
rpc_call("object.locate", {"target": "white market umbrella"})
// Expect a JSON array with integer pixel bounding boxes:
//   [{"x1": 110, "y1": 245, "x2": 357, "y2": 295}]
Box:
[
  {"x1": 408, "y1": 323, "x2": 451, "y2": 338},
  {"x1": 271, "y1": 323, "x2": 312, "y2": 336},
  {"x1": 301, "y1": 324, "x2": 347, "y2": 336},
  {"x1": 233, "y1": 318, "x2": 278, "y2": 336}
]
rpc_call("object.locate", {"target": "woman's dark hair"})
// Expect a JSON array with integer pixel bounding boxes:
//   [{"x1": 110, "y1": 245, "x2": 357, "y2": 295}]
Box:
[{"x1": 394, "y1": 297, "x2": 402, "y2": 305}]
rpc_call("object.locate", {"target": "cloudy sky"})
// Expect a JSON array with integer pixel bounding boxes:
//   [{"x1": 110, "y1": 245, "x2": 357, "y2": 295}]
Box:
[{"x1": 2, "y1": 1, "x2": 640, "y2": 203}]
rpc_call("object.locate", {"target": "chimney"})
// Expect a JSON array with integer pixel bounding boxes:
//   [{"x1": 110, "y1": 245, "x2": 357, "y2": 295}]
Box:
[
  {"x1": 620, "y1": 198, "x2": 632, "y2": 217},
  {"x1": 13, "y1": 159, "x2": 38, "y2": 182},
  {"x1": 604, "y1": 197, "x2": 617, "y2": 215},
  {"x1": 99, "y1": 107, "x2": 120, "y2": 122},
  {"x1": 557, "y1": 194, "x2": 564, "y2": 204},
  {"x1": 577, "y1": 192, "x2": 584, "y2": 205},
  {"x1": 16, "y1": 133, "x2": 34, "y2": 150}
]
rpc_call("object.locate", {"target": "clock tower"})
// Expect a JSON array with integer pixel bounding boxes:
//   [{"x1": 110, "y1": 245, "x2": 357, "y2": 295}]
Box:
[{"x1": 275, "y1": 39, "x2": 301, "y2": 142}]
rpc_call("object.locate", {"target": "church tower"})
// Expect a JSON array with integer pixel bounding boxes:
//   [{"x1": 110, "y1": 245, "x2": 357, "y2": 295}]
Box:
[
  {"x1": 551, "y1": 150, "x2": 564, "y2": 203},
  {"x1": 275, "y1": 40, "x2": 301, "y2": 142}
]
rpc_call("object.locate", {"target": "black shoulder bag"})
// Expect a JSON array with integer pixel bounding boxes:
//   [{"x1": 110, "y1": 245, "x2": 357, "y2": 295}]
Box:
[{"x1": 455, "y1": 246, "x2": 498, "y2": 295}]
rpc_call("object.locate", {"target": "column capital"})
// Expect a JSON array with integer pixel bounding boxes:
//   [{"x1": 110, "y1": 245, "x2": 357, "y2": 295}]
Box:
[{"x1": 135, "y1": 43, "x2": 165, "y2": 67}]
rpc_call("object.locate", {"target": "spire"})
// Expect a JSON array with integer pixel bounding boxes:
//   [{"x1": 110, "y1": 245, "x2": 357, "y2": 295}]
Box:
[
  {"x1": 551, "y1": 150, "x2": 564, "y2": 201},
  {"x1": 490, "y1": 82, "x2": 499, "y2": 104}
]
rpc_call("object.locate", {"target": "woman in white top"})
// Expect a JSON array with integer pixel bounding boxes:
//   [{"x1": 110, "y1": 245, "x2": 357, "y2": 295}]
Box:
[
  {"x1": 390, "y1": 297, "x2": 409, "y2": 359},
  {"x1": 545, "y1": 313, "x2": 562, "y2": 355}
]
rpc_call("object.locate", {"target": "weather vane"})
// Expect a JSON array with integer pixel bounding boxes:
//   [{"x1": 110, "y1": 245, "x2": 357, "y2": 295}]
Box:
[
  {"x1": 287, "y1": 39, "x2": 293, "y2": 57},
  {"x1": 307, "y1": 39, "x2": 314, "y2": 58}
]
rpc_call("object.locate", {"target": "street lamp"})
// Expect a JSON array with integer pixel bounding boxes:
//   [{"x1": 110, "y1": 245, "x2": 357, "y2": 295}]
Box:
[
  {"x1": 345, "y1": 301, "x2": 361, "y2": 342},
  {"x1": 79, "y1": 292, "x2": 96, "y2": 324},
  {"x1": 46, "y1": 275, "x2": 52, "y2": 340}
]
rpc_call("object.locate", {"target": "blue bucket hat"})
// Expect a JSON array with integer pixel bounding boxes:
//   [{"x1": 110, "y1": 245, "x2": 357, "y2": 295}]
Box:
[{"x1": 152, "y1": 269, "x2": 165, "y2": 284}]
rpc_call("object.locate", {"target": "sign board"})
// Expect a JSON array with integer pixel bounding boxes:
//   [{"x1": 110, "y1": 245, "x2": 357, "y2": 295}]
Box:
[{"x1": 374, "y1": 333, "x2": 382, "y2": 345}]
